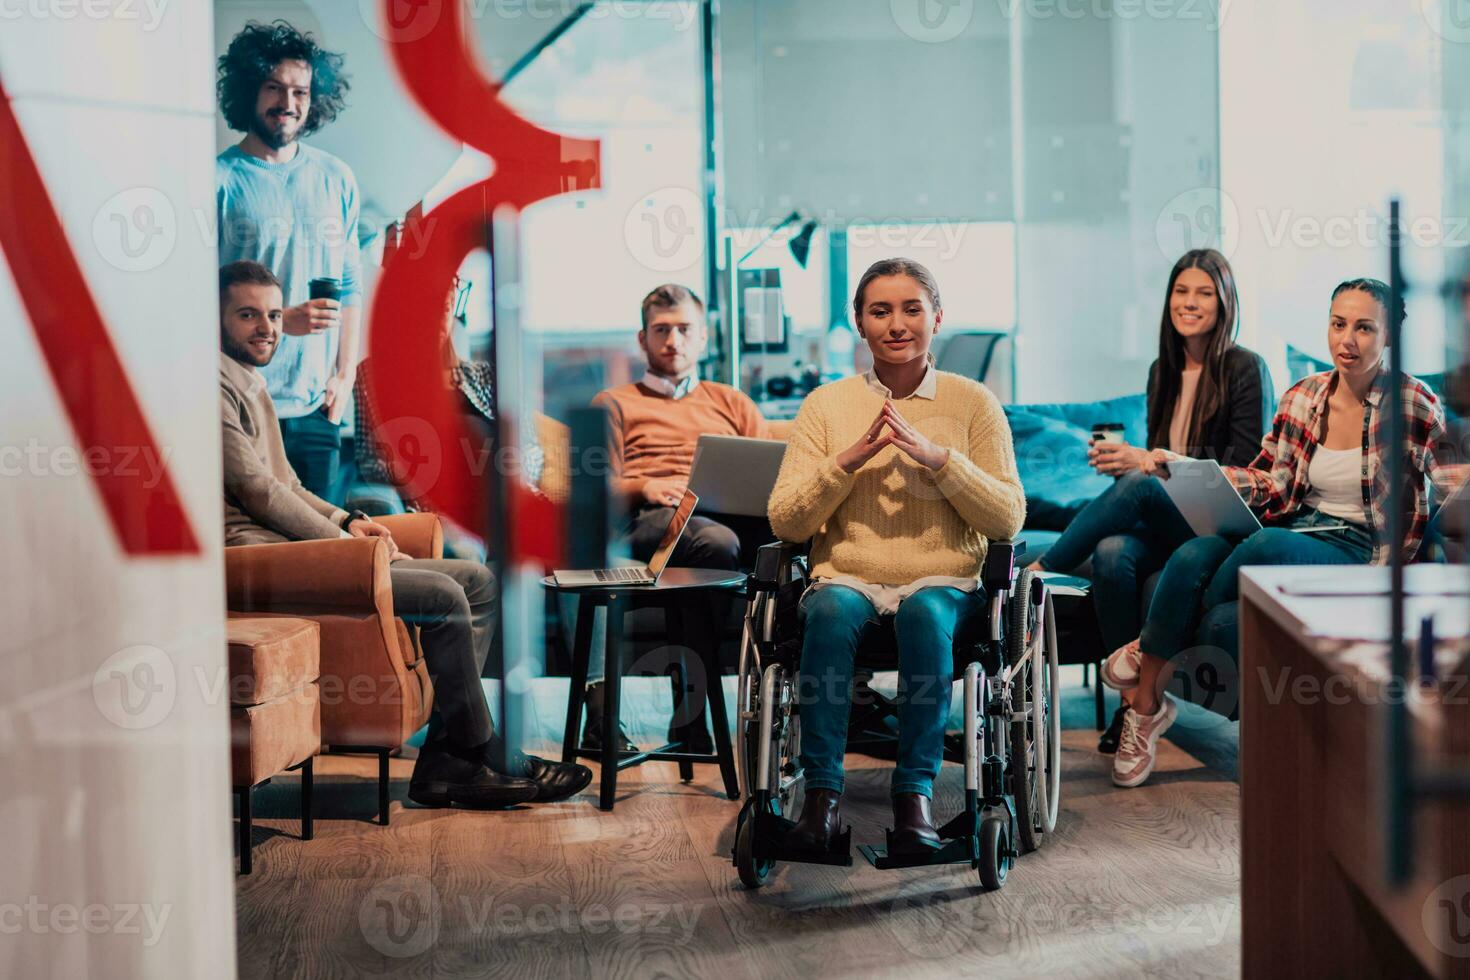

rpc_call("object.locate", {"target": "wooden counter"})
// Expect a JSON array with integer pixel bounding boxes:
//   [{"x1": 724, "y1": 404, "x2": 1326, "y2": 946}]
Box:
[{"x1": 1240, "y1": 566, "x2": 1470, "y2": 978}]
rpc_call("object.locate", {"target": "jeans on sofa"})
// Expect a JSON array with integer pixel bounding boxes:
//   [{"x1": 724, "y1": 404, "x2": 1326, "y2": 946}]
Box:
[
  {"x1": 1037, "y1": 471, "x2": 1195, "y2": 652},
  {"x1": 1140, "y1": 511, "x2": 1374, "y2": 661}
]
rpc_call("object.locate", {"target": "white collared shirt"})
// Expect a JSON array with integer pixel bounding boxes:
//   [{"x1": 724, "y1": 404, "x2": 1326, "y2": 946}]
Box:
[
  {"x1": 640, "y1": 371, "x2": 700, "y2": 400},
  {"x1": 863, "y1": 352, "x2": 939, "y2": 400},
  {"x1": 813, "y1": 351, "x2": 977, "y2": 613}
]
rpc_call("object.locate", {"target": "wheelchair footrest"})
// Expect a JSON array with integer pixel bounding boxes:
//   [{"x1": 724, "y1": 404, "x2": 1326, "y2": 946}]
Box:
[
  {"x1": 934, "y1": 808, "x2": 978, "y2": 841},
  {"x1": 753, "y1": 810, "x2": 854, "y2": 867},
  {"x1": 859, "y1": 832, "x2": 976, "y2": 870}
]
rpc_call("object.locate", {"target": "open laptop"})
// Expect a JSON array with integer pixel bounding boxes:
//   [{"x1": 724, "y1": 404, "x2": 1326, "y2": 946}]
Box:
[
  {"x1": 686, "y1": 435, "x2": 787, "y2": 517},
  {"x1": 1159, "y1": 458, "x2": 1350, "y2": 537},
  {"x1": 552, "y1": 489, "x2": 699, "y2": 588}
]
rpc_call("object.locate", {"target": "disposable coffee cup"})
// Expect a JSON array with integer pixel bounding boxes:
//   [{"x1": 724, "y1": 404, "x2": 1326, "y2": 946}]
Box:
[
  {"x1": 308, "y1": 277, "x2": 342, "y2": 302},
  {"x1": 1091, "y1": 423, "x2": 1126, "y2": 445}
]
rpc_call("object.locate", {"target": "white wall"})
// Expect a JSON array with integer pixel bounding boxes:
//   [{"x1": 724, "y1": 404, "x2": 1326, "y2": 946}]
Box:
[
  {"x1": 0, "y1": 5, "x2": 238, "y2": 980},
  {"x1": 1221, "y1": 0, "x2": 1447, "y2": 385},
  {"x1": 1014, "y1": 2, "x2": 1220, "y2": 403}
]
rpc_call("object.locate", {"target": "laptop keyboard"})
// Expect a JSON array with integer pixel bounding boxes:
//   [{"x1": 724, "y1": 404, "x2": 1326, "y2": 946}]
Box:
[{"x1": 593, "y1": 567, "x2": 648, "y2": 583}]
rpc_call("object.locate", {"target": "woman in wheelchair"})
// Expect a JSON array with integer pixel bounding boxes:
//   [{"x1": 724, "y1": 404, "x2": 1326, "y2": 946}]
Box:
[
  {"x1": 766, "y1": 258, "x2": 1027, "y2": 854},
  {"x1": 1104, "y1": 278, "x2": 1465, "y2": 787}
]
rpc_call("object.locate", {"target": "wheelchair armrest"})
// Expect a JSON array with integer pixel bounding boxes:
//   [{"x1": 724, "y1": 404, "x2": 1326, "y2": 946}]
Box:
[
  {"x1": 752, "y1": 540, "x2": 809, "y2": 589},
  {"x1": 982, "y1": 539, "x2": 1023, "y2": 594}
]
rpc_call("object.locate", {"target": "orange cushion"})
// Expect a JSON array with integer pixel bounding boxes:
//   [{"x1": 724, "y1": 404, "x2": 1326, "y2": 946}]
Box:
[
  {"x1": 231, "y1": 685, "x2": 320, "y2": 788},
  {"x1": 227, "y1": 617, "x2": 320, "y2": 706}
]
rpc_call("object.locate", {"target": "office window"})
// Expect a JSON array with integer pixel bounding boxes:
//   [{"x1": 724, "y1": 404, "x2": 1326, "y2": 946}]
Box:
[
  {"x1": 846, "y1": 222, "x2": 1016, "y2": 331},
  {"x1": 501, "y1": 1, "x2": 706, "y2": 335}
]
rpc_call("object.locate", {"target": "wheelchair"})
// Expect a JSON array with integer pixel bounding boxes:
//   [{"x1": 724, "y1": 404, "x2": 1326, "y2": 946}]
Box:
[{"x1": 731, "y1": 539, "x2": 1061, "y2": 891}]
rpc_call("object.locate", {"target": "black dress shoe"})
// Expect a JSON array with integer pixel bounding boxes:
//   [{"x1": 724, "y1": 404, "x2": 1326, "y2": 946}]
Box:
[
  {"x1": 788, "y1": 788, "x2": 842, "y2": 851},
  {"x1": 890, "y1": 793, "x2": 942, "y2": 854},
  {"x1": 408, "y1": 747, "x2": 538, "y2": 809},
  {"x1": 519, "y1": 756, "x2": 593, "y2": 803},
  {"x1": 1098, "y1": 703, "x2": 1129, "y2": 754},
  {"x1": 580, "y1": 682, "x2": 639, "y2": 755}
]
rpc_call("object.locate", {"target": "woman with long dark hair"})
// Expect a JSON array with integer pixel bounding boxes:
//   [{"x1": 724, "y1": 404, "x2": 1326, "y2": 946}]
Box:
[
  {"x1": 1106, "y1": 278, "x2": 1464, "y2": 787},
  {"x1": 1028, "y1": 249, "x2": 1272, "y2": 747}
]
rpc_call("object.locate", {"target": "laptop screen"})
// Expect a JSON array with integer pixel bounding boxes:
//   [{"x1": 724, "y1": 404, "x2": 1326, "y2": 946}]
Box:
[{"x1": 646, "y1": 489, "x2": 699, "y2": 577}]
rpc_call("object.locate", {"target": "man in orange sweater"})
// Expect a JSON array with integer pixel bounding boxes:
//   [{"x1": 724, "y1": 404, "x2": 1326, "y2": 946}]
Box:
[{"x1": 580, "y1": 284, "x2": 770, "y2": 753}]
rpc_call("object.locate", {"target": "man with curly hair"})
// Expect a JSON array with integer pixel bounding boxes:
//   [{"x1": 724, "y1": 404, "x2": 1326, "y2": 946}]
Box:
[{"x1": 216, "y1": 20, "x2": 362, "y2": 503}]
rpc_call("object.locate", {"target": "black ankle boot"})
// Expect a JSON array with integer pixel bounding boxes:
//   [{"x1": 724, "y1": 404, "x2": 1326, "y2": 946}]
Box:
[
  {"x1": 890, "y1": 793, "x2": 941, "y2": 854},
  {"x1": 788, "y1": 788, "x2": 842, "y2": 851},
  {"x1": 580, "y1": 681, "x2": 638, "y2": 754}
]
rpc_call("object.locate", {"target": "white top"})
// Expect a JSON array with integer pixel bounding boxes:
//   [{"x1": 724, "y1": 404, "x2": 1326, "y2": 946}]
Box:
[
  {"x1": 1169, "y1": 367, "x2": 1202, "y2": 454},
  {"x1": 1305, "y1": 446, "x2": 1367, "y2": 524},
  {"x1": 812, "y1": 352, "x2": 976, "y2": 615}
]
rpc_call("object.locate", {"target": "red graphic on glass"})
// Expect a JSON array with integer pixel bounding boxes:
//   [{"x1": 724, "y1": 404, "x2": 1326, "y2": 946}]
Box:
[
  {"x1": 0, "y1": 80, "x2": 200, "y2": 555},
  {"x1": 369, "y1": 0, "x2": 600, "y2": 565}
]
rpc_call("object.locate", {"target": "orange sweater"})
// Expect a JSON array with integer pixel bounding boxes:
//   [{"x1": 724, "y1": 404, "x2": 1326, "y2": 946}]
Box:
[{"x1": 593, "y1": 380, "x2": 768, "y2": 500}]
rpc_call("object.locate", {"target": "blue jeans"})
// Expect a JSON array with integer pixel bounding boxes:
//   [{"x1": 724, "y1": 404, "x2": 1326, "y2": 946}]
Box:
[
  {"x1": 1038, "y1": 471, "x2": 1195, "y2": 652},
  {"x1": 1140, "y1": 511, "x2": 1375, "y2": 660},
  {"x1": 279, "y1": 406, "x2": 343, "y2": 505},
  {"x1": 797, "y1": 584, "x2": 986, "y2": 799}
]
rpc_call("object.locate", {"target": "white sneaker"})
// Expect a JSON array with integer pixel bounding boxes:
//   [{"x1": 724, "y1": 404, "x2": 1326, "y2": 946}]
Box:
[
  {"x1": 1112, "y1": 695, "x2": 1177, "y2": 788},
  {"x1": 1100, "y1": 638, "x2": 1142, "y2": 691}
]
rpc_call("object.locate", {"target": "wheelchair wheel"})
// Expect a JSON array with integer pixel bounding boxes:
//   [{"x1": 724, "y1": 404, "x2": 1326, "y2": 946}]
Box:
[
  {"x1": 977, "y1": 814, "x2": 1011, "y2": 891},
  {"x1": 736, "y1": 649, "x2": 761, "y2": 799},
  {"x1": 1009, "y1": 573, "x2": 1063, "y2": 851},
  {"x1": 1005, "y1": 570, "x2": 1043, "y2": 853},
  {"x1": 1038, "y1": 596, "x2": 1062, "y2": 835},
  {"x1": 735, "y1": 798, "x2": 775, "y2": 889}
]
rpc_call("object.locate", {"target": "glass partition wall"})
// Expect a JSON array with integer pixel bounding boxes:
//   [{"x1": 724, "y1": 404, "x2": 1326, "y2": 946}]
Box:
[{"x1": 718, "y1": 0, "x2": 1222, "y2": 408}]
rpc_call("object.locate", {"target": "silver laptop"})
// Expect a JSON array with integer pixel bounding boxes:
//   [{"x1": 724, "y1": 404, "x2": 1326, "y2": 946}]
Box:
[
  {"x1": 553, "y1": 489, "x2": 699, "y2": 587},
  {"x1": 1159, "y1": 458, "x2": 1349, "y2": 537},
  {"x1": 687, "y1": 435, "x2": 787, "y2": 517}
]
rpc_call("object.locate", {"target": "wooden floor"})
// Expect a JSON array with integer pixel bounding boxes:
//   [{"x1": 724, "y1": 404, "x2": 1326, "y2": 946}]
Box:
[{"x1": 236, "y1": 727, "x2": 1240, "y2": 979}]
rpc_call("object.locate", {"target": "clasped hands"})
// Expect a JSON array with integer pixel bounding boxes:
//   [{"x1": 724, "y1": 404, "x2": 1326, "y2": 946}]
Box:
[
  {"x1": 346, "y1": 516, "x2": 408, "y2": 562},
  {"x1": 837, "y1": 400, "x2": 950, "y2": 474}
]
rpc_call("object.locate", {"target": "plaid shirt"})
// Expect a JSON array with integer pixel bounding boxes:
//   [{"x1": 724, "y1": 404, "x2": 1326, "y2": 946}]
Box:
[
  {"x1": 354, "y1": 356, "x2": 544, "y2": 508},
  {"x1": 1225, "y1": 367, "x2": 1465, "y2": 565}
]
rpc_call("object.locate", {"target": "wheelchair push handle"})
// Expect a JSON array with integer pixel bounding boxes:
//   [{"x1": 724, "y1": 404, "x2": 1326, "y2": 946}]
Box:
[
  {"x1": 981, "y1": 539, "x2": 1024, "y2": 594},
  {"x1": 751, "y1": 540, "x2": 810, "y2": 590}
]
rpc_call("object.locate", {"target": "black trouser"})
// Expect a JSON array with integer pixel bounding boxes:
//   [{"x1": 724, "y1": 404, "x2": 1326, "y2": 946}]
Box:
[
  {"x1": 279, "y1": 406, "x2": 342, "y2": 504},
  {"x1": 629, "y1": 506, "x2": 771, "y2": 736},
  {"x1": 392, "y1": 558, "x2": 498, "y2": 751}
]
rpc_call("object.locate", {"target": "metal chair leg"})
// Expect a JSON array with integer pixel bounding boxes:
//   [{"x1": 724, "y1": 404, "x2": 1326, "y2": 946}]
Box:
[
  {"x1": 378, "y1": 748, "x2": 390, "y2": 826},
  {"x1": 562, "y1": 595, "x2": 595, "y2": 764},
  {"x1": 704, "y1": 650, "x2": 739, "y2": 801},
  {"x1": 237, "y1": 786, "x2": 253, "y2": 875},
  {"x1": 600, "y1": 596, "x2": 625, "y2": 811},
  {"x1": 300, "y1": 757, "x2": 314, "y2": 841}
]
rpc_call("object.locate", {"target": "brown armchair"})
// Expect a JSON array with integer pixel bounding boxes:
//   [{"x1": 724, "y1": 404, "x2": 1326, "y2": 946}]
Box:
[{"x1": 224, "y1": 512, "x2": 445, "y2": 824}]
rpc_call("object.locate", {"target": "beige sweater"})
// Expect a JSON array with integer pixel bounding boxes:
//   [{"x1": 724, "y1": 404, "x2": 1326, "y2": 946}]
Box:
[
  {"x1": 767, "y1": 372, "x2": 1026, "y2": 585},
  {"x1": 220, "y1": 352, "x2": 348, "y2": 547}
]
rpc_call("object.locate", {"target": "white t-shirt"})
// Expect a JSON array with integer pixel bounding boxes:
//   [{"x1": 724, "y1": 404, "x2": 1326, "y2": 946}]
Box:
[{"x1": 1305, "y1": 446, "x2": 1367, "y2": 524}]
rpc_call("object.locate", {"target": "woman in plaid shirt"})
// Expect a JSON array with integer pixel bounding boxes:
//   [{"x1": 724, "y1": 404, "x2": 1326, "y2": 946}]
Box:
[{"x1": 1104, "y1": 278, "x2": 1465, "y2": 788}]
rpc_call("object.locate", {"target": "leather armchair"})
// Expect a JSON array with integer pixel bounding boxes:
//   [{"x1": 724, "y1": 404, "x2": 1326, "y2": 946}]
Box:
[{"x1": 223, "y1": 512, "x2": 444, "y2": 824}]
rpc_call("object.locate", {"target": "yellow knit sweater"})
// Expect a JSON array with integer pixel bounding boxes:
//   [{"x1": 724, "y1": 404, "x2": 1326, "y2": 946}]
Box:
[{"x1": 767, "y1": 372, "x2": 1027, "y2": 585}]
